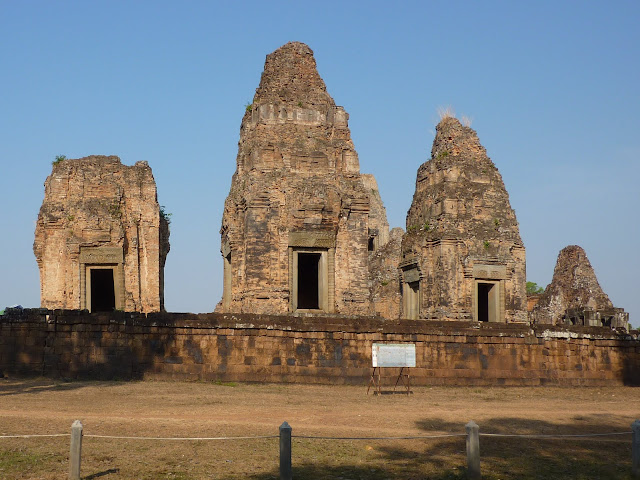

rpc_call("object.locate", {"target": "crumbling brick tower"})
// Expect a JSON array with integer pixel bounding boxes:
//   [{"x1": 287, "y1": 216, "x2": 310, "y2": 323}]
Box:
[
  {"x1": 219, "y1": 42, "x2": 387, "y2": 315},
  {"x1": 530, "y1": 245, "x2": 629, "y2": 327},
  {"x1": 34, "y1": 156, "x2": 170, "y2": 313},
  {"x1": 400, "y1": 117, "x2": 527, "y2": 322}
]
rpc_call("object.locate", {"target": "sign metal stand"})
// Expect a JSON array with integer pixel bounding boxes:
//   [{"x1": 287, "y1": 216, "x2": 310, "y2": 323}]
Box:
[
  {"x1": 367, "y1": 366, "x2": 382, "y2": 395},
  {"x1": 367, "y1": 343, "x2": 416, "y2": 395}
]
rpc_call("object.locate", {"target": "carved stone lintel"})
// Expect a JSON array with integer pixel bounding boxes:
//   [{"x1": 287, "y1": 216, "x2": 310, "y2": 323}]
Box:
[
  {"x1": 473, "y1": 263, "x2": 507, "y2": 280},
  {"x1": 288, "y1": 231, "x2": 336, "y2": 248},
  {"x1": 79, "y1": 246, "x2": 123, "y2": 264}
]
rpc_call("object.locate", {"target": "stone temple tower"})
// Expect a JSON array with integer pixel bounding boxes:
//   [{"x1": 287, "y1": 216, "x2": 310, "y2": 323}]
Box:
[
  {"x1": 219, "y1": 42, "x2": 387, "y2": 315},
  {"x1": 400, "y1": 117, "x2": 527, "y2": 322},
  {"x1": 34, "y1": 156, "x2": 170, "y2": 313},
  {"x1": 530, "y1": 245, "x2": 628, "y2": 327}
]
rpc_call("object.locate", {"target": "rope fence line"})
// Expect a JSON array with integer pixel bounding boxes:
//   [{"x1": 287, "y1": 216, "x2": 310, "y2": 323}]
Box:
[
  {"x1": 0, "y1": 431, "x2": 631, "y2": 441},
  {"x1": 2, "y1": 420, "x2": 639, "y2": 480},
  {"x1": 294, "y1": 433, "x2": 466, "y2": 440},
  {"x1": 0, "y1": 431, "x2": 632, "y2": 441},
  {"x1": 84, "y1": 434, "x2": 278, "y2": 440},
  {"x1": 480, "y1": 431, "x2": 632, "y2": 438}
]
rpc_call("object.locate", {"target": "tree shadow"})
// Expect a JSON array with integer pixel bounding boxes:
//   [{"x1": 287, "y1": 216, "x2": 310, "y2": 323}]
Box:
[
  {"x1": 0, "y1": 377, "x2": 91, "y2": 396},
  {"x1": 244, "y1": 463, "x2": 468, "y2": 480},
  {"x1": 413, "y1": 414, "x2": 634, "y2": 479},
  {"x1": 244, "y1": 414, "x2": 635, "y2": 480}
]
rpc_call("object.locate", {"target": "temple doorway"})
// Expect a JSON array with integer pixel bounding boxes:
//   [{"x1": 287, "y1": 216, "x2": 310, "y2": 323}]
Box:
[
  {"x1": 297, "y1": 252, "x2": 321, "y2": 309},
  {"x1": 291, "y1": 248, "x2": 329, "y2": 312},
  {"x1": 90, "y1": 268, "x2": 116, "y2": 312},
  {"x1": 403, "y1": 281, "x2": 420, "y2": 320},
  {"x1": 476, "y1": 281, "x2": 498, "y2": 322}
]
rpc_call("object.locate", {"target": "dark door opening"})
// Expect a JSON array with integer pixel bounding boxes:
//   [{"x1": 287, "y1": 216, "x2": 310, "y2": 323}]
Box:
[
  {"x1": 91, "y1": 269, "x2": 115, "y2": 312},
  {"x1": 297, "y1": 253, "x2": 320, "y2": 309},
  {"x1": 368, "y1": 236, "x2": 375, "y2": 251},
  {"x1": 477, "y1": 282, "x2": 494, "y2": 322}
]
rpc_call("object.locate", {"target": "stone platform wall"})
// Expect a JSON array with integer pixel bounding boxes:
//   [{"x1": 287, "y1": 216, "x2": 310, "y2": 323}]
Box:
[{"x1": 1, "y1": 310, "x2": 638, "y2": 386}]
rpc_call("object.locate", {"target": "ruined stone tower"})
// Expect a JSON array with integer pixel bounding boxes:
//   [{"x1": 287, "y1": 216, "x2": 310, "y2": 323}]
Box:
[
  {"x1": 34, "y1": 156, "x2": 170, "y2": 313},
  {"x1": 400, "y1": 117, "x2": 527, "y2": 322},
  {"x1": 219, "y1": 42, "x2": 388, "y2": 315},
  {"x1": 531, "y1": 245, "x2": 629, "y2": 327}
]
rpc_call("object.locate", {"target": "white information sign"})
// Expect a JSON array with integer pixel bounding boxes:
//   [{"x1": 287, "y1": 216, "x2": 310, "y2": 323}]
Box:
[{"x1": 372, "y1": 343, "x2": 416, "y2": 368}]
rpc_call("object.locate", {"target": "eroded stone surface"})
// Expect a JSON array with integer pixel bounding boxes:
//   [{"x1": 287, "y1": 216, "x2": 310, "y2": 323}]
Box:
[
  {"x1": 401, "y1": 117, "x2": 527, "y2": 322},
  {"x1": 2, "y1": 309, "x2": 638, "y2": 385},
  {"x1": 368, "y1": 227, "x2": 403, "y2": 319},
  {"x1": 219, "y1": 42, "x2": 388, "y2": 315},
  {"x1": 362, "y1": 174, "x2": 390, "y2": 250},
  {"x1": 531, "y1": 245, "x2": 628, "y2": 327},
  {"x1": 33, "y1": 155, "x2": 169, "y2": 313}
]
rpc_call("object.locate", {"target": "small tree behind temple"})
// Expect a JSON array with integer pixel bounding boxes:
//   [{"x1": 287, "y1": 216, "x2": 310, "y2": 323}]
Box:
[{"x1": 526, "y1": 281, "x2": 544, "y2": 295}]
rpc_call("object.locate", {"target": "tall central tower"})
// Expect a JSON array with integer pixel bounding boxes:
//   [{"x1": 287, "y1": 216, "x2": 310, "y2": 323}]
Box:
[{"x1": 219, "y1": 42, "x2": 386, "y2": 315}]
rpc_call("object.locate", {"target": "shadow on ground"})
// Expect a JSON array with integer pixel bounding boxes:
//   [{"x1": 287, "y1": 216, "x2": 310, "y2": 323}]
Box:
[
  {"x1": 244, "y1": 415, "x2": 635, "y2": 480},
  {"x1": 246, "y1": 464, "x2": 468, "y2": 480},
  {"x1": 84, "y1": 468, "x2": 119, "y2": 479},
  {"x1": 0, "y1": 378, "x2": 119, "y2": 397}
]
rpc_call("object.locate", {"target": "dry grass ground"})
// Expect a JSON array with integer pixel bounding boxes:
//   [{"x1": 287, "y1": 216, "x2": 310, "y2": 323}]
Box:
[{"x1": 0, "y1": 378, "x2": 638, "y2": 479}]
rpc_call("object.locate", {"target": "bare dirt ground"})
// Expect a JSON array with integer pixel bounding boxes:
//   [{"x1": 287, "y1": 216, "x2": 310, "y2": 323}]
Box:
[{"x1": 0, "y1": 378, "x2": 638, "y2": 479}]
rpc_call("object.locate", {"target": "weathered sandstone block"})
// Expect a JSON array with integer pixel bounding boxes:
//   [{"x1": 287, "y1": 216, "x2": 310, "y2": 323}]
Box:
[{"x1": 33, "y1": 155, "x2": 169, "y2": 313}]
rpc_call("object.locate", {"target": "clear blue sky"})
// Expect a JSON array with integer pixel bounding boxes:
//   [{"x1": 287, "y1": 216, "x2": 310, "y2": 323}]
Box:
[{"x1": 1, "y1": 1, "x2": 638, "y2": 326}]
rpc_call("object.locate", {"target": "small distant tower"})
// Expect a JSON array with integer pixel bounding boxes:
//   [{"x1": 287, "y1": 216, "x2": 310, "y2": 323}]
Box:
[{"x1": 531, "y1": 245, "x2": 629, "y2": 327}]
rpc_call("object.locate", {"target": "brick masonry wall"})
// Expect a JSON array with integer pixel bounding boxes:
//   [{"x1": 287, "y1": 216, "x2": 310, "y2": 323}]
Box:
[{"x1": 1, "y1": 310, "x2": 639, "y2": 386}]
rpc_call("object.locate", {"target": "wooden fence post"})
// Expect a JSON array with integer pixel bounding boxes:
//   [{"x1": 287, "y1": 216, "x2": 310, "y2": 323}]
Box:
[
  {"x1": 466, "y1": 421, "x2": 481, "y2": 480},
  {"x1": 633, "y1": 420, "x2": 640, "y2": 478},
  {"x1": 279, "y1": 421, "x2": 292, "y2": 480},
  {"x1": 69, "y1": 420, "x2": 83, "y2": 480}
]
